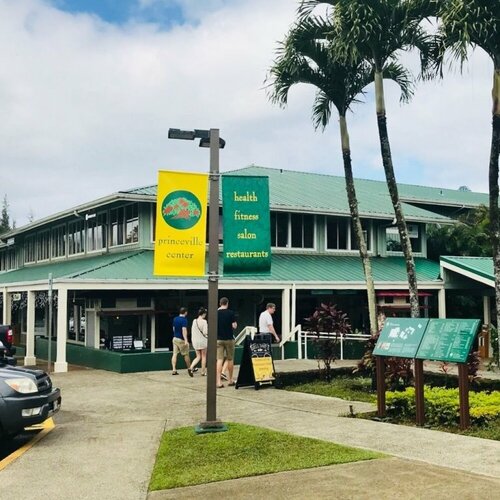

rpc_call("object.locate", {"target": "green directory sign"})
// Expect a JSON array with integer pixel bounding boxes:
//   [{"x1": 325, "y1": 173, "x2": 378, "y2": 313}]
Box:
[
  {"x1": 415, "y1": 319, "x2": 480, "y2": 363},
  {"x1": 373, "y1": 318, "x2": 429, "y2": 358},
  {"x1": 222, "y1": 175, "x2": 271, "y2": 275}
]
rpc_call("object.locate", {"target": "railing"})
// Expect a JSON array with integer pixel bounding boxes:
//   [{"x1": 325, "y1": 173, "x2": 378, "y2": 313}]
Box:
[
  {"x1": 234, "y1": 326, "x2": 257, "y2": 345},
  {"x1": 279, "y1": 323, "x2": 302, "y2": 360},
  {"x1": 298, "y1": 331, "x2": 371, "y2": 360}
]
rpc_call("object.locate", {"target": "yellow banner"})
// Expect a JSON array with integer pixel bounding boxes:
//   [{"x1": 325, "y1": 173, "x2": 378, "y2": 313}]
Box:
[{"x1": 154, "y1": 170, "x2": 208, "y2": 276}]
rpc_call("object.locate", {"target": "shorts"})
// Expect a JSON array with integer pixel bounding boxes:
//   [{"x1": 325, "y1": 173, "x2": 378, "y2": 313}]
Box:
[
  {"x1": 173, "y1": 338, "x2": 189, "y2": 356},
  {"x1": 217, "y1": 339, "x2": 235, "y2": 361}
]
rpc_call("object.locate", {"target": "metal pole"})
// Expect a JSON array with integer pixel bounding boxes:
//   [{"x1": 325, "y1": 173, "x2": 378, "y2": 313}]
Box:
[
  {"x1": 47, "y1": 273, "x2": 53, "y2": 373},
  {"x1": 198, "y1": 128, "x2": 225, "y2": 432}
]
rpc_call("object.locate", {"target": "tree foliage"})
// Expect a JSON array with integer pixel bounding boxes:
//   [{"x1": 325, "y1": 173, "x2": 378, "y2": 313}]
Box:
[
  {"x1": 426, "y1": 205, "x2": 492, "y2": 261},
  {"x1": 0, "y1": 195, "x2": 11, "y2": 235}
]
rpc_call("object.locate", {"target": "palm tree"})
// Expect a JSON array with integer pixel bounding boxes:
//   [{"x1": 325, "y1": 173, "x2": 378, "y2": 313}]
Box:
[
  {"x1": 298, "y1": 0, "x2": 436, "y2": 318},
  {"x1": 267, "y1": 15, "x2": 413, "y2": 335},
  {"x1": 435, "y1": 0, "x2": 499, "y2": 362}
]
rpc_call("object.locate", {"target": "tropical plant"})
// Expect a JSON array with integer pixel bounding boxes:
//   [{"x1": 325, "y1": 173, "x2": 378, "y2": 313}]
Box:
[
  {"x1": 267, "y1": 12, "x2": 412, "y2": 334},
  {"x1": 298, "y1": 0, "x2": 437, "y2": 317},
  {"x1": 426, "y1": 205, "x2": 492, "y2": 261},
  {"x1": 435, "y1": 0, "x2": 500, "y2": 365},
  {"x1": 303, "y1": 302, "x2": 352, "y2": 381}
]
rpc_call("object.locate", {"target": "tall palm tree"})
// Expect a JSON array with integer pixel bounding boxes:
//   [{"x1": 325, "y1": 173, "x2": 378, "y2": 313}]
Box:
[
  {"x1": 436, "y1": 0, "x2": 500, "y2": 362},
  {"x1": 299, "y1": 0, "x2": 436, "y2": 318},
  {"x1": 267, "y1": 15, "x2": 413, "y2": 335}
]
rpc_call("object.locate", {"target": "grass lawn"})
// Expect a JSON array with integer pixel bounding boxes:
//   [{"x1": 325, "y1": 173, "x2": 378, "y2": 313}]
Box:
[
  {"x1": 149, "y1": 422, "x2": 384, "y2": 491},
  {"x1": 286, "y1": 376, "x2": 376, "y2": 403}
]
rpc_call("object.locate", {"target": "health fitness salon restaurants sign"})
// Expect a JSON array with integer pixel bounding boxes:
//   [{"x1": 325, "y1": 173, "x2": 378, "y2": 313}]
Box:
[{"x1": 222, "y1": 176, "x2": 271, "y2": 275}]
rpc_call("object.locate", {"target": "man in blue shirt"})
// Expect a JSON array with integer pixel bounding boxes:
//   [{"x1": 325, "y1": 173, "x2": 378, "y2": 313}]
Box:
[{"x1": 171, "y1": 307, "x2": 193, "y2": 376}]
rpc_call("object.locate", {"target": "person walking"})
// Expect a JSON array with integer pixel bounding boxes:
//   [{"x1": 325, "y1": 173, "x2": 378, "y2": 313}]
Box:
[
  {"x1": 171, "y1": 307, "x2": 193, "y2": 376},
  {"x1": 189, "y1": 307, "x2": 208, "y2": 376},
  {"x1": 259, "y1": 303, "x2": 280, "y2": 343},
  {"x1": 216, "y1": 297, "x2": 237, "y2": 388}
]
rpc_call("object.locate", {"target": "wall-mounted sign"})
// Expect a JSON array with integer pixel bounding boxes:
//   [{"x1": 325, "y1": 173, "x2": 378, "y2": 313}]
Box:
[
  {"x1": 154, "y1": 170, "x2": 208, "y2": 277},
  {"x1": 222, "y1": 175, "x2": 271, "y2": 275},
  {"x1": 415, "y1": 319, "x2": 479, "y2": 363},
  {"x1": 373, "y1": 318, "x2": 429, "y2": 358}
]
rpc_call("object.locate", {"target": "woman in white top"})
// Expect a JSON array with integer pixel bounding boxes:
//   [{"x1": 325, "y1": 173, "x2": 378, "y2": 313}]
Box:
[{"x1": 189, "y1": 307, "x2": 208, "y2": 376}]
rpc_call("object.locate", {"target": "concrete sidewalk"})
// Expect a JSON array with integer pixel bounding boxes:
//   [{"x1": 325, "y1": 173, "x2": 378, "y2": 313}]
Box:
[{"x1": 0, "y1": 360, "x2": 498, "y2": 500}]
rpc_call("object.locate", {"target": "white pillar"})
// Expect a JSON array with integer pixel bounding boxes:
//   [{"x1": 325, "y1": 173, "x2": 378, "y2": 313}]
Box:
[
  {"x1": 24, "y1": 291, "x2": 37, "y2": 366},
  {"x1": 438, "y1": 288, "x2": 446, "y2": 318},
  {"x1": 483, "y1": 295, "x2": 492, "y2": 357},
  {"x1": 55, "y1": 287, "x2": 68, "y2": 373},
  {"x1": 291, "y1": 283, "x2": 297, "y2": 332},
  {"x1": 151, "y1": 298, "x2": 156, "y2": 353},
  {"x1": 281, "y1": 288, "x2": 290, "y2": 338},
  {"x1": 2, "y1": 288, "x2": 11, "y2": 325}
]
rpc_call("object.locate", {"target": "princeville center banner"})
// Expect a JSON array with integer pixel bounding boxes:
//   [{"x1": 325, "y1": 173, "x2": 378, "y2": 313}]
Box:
[
  {"x1": 222, "y1": 175, "x2": 271, "y2": 275},
  {"x1": 154, "y1": 170, "x2": 208, "y2": 277}
]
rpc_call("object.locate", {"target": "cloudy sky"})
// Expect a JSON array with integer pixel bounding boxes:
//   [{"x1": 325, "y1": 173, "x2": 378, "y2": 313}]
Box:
[{"x1": 0, "y1": 0, "x2": 494, "y2": 227}]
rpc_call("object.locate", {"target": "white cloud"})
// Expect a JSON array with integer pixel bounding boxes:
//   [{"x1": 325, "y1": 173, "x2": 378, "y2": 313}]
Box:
[{"x1": 0, "y1": 0, "x2": 495, "y2": 226}]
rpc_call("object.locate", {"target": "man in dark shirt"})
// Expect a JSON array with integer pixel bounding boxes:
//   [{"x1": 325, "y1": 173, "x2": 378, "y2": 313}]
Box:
[
  {"x1": 171, "y1": 307, "x2": 192, "y2": 376},
  {"x1": 216, "y1": 297, "x2": 237, "y2": 387}
]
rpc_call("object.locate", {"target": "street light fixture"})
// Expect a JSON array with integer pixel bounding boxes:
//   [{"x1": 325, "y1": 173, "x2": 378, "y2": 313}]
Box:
[{"x1": 168, "y1": 127, "x2": 227, "y2": 433}]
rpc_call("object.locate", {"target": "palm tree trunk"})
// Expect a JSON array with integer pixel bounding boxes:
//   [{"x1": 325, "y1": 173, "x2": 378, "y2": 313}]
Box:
[
  {"x1": 374, "y1": 70, "x2": 420, "y2": 318},
  {"x1": 489, "y1": 65, "x2": 500, "y2": 366},
  {"x1": 339, "y1": 115, "x2": 378, "y2": 335}
]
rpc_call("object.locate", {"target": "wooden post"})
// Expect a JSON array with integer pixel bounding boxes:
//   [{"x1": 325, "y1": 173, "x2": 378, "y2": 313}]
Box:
[
  {"x1": 458, "y1": 363, "x2": 470, "y2": 430},
  {"x1": 376, "y1": 356, "x2": 386, "y2": 417},
  {"x1": 414, "y1": 359, "x2": 425, "y2": 426}
]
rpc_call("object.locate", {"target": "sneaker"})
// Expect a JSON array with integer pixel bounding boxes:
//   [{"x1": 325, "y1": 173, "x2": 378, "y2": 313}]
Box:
[
  {"x1": 172, "y1": 371, "x2": 179, "y2": 376},
  {"x1": 221, "y1": 373, "x2": 228, "y2": 381},
  {"x1": 192, "y1": 367, "x2": 199, "y2": 372},
  {"x1": 187, "y1": 369, "x2": 194, "y2": 378}
]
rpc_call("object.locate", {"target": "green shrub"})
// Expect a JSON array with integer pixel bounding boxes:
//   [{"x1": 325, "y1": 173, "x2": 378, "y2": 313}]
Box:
[{"x1": 386, "y1": 386, "x2": 500, "y2": 426}]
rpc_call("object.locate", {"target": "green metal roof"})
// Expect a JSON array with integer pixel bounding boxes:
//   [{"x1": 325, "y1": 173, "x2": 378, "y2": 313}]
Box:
[
  {"x1": 0, "y1": 251, "x2": 142, "y2": 285},
  {"x1": 0, "y1": 250, "x2": 441, "y2": 285},
  {"x1": 123, "y1": 166, "x2": 468, "y2": 223},
  {"x1": 440, "y1": 256, "x2": 494, "y2": 283}
]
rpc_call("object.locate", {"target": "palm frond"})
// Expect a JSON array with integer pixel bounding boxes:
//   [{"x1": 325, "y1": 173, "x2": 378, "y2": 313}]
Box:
[{"x1": 382, "y1": 61, "x2": 415, "y2": 103}]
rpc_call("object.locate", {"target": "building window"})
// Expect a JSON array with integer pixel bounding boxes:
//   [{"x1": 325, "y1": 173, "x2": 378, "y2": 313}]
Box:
[
  {"x1": 51, "y1": 225, "x2": 66, "y2": 258},
  {"x1": 125, "y1": 204, "x2": 139, "y2": 244},
  {"x1": 386, "y1": 224, "x2": 421, "y2": 253},
  {"x1": 111, "y1": 204, "x2": 139, "y2": 247},
  {"x1": 271, "y1": 212, "x2": 315, "y2": 249},
  {"x1": 0, "y1": 248, "x2": 16, "y2": 271},
  {"x1": 24, "y1": 235, "x2": 36, "y2": 263},
  {"x1": 87, "y1": 213, "x2": 107, "y2": 252},
  {"x1": 36, "y1": 230, "x2": 50, "y2": 261},
  {"x1": 68, "y1": 220, "x2": 84, "y2": 255},
  {"x1": 351, "y1": 221, "x2": 371, "y2": 251},
  {"x1": 326, "y1": 217, "x2": 348, "y2": 250}
]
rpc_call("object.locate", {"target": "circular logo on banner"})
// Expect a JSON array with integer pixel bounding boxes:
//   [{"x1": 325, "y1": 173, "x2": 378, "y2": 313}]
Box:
[{"x1": 161, "y1": 190, "x2": 202, "y2": 230}]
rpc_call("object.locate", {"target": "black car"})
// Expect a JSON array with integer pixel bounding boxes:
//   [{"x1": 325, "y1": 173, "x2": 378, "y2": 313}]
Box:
[{"x1": 0, "y1": 358, "x2": 61, "y2": 439}]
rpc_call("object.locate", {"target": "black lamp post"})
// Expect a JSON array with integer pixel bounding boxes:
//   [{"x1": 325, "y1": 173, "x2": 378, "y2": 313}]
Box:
[{"x1": 167, "y1": 127, "x2": 227, "y2": 433}]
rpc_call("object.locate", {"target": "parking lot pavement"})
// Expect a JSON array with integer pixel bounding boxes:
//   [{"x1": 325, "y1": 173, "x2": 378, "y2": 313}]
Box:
[{"x1": 0, "y1": 363, "x2": 498, "y2": 500}]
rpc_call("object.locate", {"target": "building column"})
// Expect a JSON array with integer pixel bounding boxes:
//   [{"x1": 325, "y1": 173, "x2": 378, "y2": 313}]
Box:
[
  {"x1": 483, "y1": 295, "x2": 492, "y2": 357},
  {"x1": 151, "y1": 298, "x2": 156, "y2": 353},
  {"x1": 291, "y1": 283, "x2": 297, "y2": 331},
  {"x1": 438, "y1": 288, "x2": 446, "y2": 319},
  {"x1": 55, "y1": 287, "x2": 68, "y2": 373},
  {"x1": 24, "y1": 291, "x2": 37, "y2": 366},
  {"x1": 2, "y1": 288, "x2": 11, "y2": 325},
  {"x1": 281, "y1": 288, "x2": 290, "y2": 339}
]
